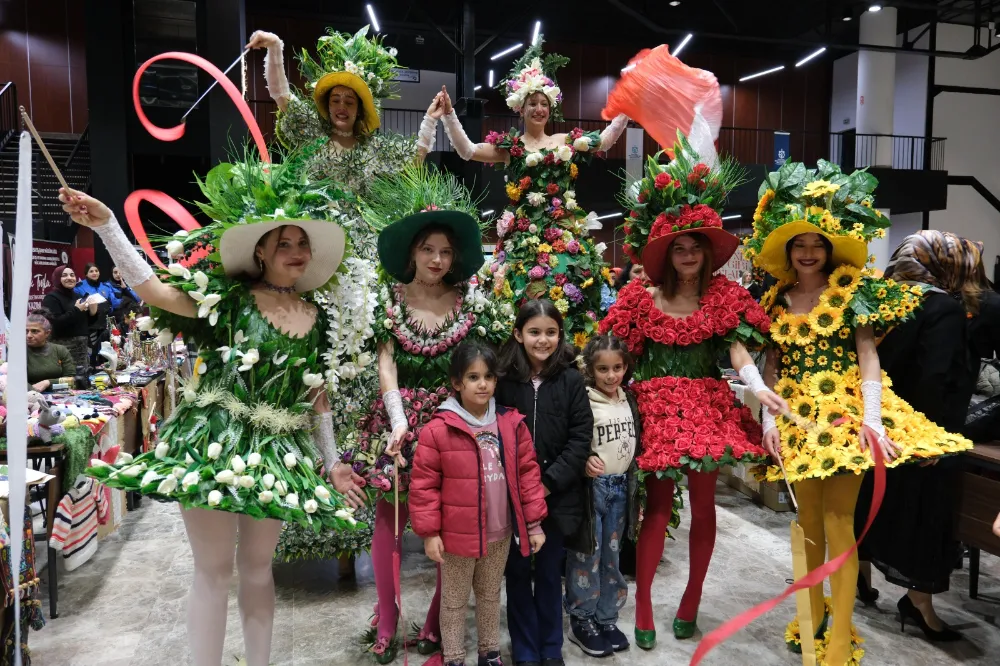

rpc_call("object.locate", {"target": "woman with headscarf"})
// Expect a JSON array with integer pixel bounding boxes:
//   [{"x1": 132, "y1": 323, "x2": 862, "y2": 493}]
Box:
[
  {"x1": 41, "y1": 264, "x2": 95, "y2": 375},
  {"x1": 74, "y1": 262, "x2": 119, "y2": 364},
  {"x1": 855, "y1": 230, "x2": 979, "y2": 643}
]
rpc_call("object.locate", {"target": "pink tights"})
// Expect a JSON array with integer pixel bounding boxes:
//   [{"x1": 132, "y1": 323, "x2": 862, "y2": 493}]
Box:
[{"x1": 372, "y1": 498, "x2": 442, "y2": 642}]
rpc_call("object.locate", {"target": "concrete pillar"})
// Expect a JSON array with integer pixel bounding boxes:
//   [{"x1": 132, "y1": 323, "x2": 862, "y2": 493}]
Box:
[{"x1": 856, "y1": 7, "x2": 896, "y2": 270}]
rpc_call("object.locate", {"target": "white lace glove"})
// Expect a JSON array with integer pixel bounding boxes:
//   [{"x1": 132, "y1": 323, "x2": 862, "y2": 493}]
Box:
[
  {"x1": 383, "y1": 389, "x2": 406, "y2": 432},
  {"x1": 761, "y1": 408, "x2": 777, "y2": 436},
  {"x1": 91, "y1": 215, "x2": 154, "y2": 287},
  {"x1": 312, "y1": 411, "x2": 338, "y2": 467},
  {"x1": 264, "y1": 40, "x2": 290, "y2": 104},
  {"x1": 441, "y1": 110, "x2": 478, "y2": 160},
  {"x1": 598, "y1": 113, "x2": 629, "y2": 151},
  {"x1": 416, "y1": 113, "x2": 438, "y2": 152},
  {"x1": 860, "y1": 380, "x2": 886, "y2": 437},
  {"x1": 738, "y1": 364, "x2": 769, "y2": 397}
]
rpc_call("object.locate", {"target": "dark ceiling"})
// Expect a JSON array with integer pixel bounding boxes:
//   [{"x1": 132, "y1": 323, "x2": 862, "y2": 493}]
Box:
[{"x1": 244, "y1": 0, "x2": 1000, "y2": 80}]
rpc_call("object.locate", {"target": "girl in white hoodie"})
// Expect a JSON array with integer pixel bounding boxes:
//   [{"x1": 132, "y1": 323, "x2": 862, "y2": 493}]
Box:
[{"x1": 565, "y1": 334, "x2": 641, "y2": 657}]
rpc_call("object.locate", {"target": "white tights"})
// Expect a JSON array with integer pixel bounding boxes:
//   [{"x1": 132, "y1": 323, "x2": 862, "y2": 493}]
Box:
[{"x1": 180, "y1": 507, "x2": 283, "y2": 666}]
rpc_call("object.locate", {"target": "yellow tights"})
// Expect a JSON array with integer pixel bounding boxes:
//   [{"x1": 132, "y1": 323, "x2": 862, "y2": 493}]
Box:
[{"x1": 794, "y1": 473, "x2": 863, "y2": 666}]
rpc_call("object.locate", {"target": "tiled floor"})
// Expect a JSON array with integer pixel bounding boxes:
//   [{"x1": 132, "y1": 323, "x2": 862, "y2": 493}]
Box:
[{"x1": 28, "y1": 484, "x2": 1000, "y2": 665}]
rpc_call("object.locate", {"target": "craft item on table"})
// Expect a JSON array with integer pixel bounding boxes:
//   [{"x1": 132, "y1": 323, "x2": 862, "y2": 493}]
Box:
[
  {"x1": 48, "y1": 476, "x2": 110, "y2": 571},
  {"x1": 1, "y1": 504, "x2": 46, "y2": 664}
]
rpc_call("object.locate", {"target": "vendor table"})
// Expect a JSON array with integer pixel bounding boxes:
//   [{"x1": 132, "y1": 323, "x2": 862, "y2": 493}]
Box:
[{"x1": 958, "y1": 442, "x2": 1000, "y2": 599}]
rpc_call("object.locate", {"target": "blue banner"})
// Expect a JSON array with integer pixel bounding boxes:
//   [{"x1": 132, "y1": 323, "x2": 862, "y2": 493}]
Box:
[{"x1": 774, "y1": 132, "x2": 790, "y2": 168}]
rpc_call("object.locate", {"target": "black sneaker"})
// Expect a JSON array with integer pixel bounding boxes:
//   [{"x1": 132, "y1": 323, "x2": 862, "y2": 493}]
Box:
[
  {"x1": 478, "y1": 652, "x2": 504, "y2": 666},
  {"x1": 599, "y1": 623, "x2": 629, "y2": 652},
  {"x1": 569, "y1": 616, "x2": 613, "y2": 657}
]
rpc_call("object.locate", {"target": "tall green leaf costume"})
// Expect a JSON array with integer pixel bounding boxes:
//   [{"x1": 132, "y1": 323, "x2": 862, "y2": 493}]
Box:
[{"x1": 86, "y1": 146, "x2": 362, "y2": 533}]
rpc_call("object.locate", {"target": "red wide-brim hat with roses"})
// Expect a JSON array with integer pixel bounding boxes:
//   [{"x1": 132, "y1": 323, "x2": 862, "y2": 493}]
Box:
[{"x1": 641, "y1": 206, "x2": 740, "y2": 285}]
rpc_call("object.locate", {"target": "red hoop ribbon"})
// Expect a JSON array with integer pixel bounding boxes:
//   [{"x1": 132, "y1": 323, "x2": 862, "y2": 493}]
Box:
[
  {"x1": 690, "y1": 445, "x2": 886, "y2": 665},
  {"x1": 123, "y1": 189, "x2": 202, "y2": 270},
  {"x1": 131, "y1": 51, "x2": 269, "y2": 162},
  {"x1": 126, "y1": 50, "x2": 271, "y2": 265}
]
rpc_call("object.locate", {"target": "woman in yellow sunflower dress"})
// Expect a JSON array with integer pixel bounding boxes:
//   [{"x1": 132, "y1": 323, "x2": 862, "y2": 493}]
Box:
[{"x1": 744, "y1": 161, "x2": 973, "y2": 665}]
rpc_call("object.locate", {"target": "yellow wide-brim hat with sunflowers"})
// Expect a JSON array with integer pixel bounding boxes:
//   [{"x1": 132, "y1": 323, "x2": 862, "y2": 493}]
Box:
[
  {"x1": 757, "y1": 219, "x2": 868, "y2": 283},
  {"x1": 313, "y1": 71, "x2": 380, "y2": 133}
]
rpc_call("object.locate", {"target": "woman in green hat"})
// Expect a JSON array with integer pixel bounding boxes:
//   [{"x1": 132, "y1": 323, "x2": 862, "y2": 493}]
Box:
[
  {"x1": 340, "y1": 164, "x2": 514, "y2": 662},
  {"x1": 59, "y1": 144, "x2": 368, "y2": 666},
  {"x1": 247, "y1": 26, "x2": 447, "y2": 563}
]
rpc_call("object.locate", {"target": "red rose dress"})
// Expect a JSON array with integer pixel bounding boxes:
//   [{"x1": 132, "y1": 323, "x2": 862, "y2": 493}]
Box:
[
  {"x1": 599, "y1": 275, "x2": 770, "y2": 636},
  {"x1": 601, "y1": 276, "x2": 770, "y2": 477}
]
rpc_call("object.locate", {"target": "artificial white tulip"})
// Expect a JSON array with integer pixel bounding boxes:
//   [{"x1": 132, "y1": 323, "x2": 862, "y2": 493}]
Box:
[
  {"x1": 207, "y1": 442, "x2": 223, "y2": 459},
  {"x1": 193, "y1": 271, "x2": 209, "y2": 291},
  {"x1": 285, "y1": 492, "x2": 299, "y2": 508},
  {"x1": 247, "y1": 452, "x2": 262, "y2": 467},
  {"x1": 165, "y1": 240, "x2": 185, "y2": 257},
  {"x1": 283, "y1": 452, "x2": 298, "y2": 469},
  {"x1": 230, "y1": 455, "x2": 247, "y2": 474},
  {"x1": 262, "y1": 473, "x2": 276, "y2": 489},
  {"x1": 207, "y1": 490, "x2": 223, "y2": 506},
  {"x1": 141, "y1": 470, "x2": 160, "y2": 487},
  {"x1": 274, "y1": 480, "x2": 288, "y2": 496},
  {"x1": 334, "y1": 508, "x2": 357, "y2": 525},
  {"x1": 303, "y1": 499, "x2": 318, "y2": 514},
  {"x1": 215, "y1": 469, "x2": 236, "y2": 485},
  {"x1": 258, "y1": 490, "x2": 274, "y2": 504},
  {"x1": 315, "y1": 486, "x2": 332, "y2": 503},
  {"x1": 182, "y1": 472, "x2": 200, "y2": 490},
  {"x1": 157, "y1": 476, "x2": 178, "y2": 494},
  {"x1": 157, "y1": 329, "x2": 175, "y2": 347},
  {"x1": 154, "y1": 442, "x2": 170, "y2": 459},
  {"x1": 238, "y1": 475, "x2": 256, "y2": 489}
]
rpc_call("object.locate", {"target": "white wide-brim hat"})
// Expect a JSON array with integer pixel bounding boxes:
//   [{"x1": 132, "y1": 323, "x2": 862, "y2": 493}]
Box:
[{"x1": 219, "y1": 219, "x2": 346, "y2": 293}]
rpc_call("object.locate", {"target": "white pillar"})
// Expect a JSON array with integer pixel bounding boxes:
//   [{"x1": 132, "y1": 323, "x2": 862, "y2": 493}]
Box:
[
  {"x1": 856, "y1": 7, "x2": 897, "y2": 168},
  {"x1": 856, "y1": 7, "x2": 896, "y2": 271}
]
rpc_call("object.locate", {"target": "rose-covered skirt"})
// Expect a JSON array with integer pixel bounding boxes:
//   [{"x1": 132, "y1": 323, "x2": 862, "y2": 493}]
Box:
[
  {"x1": 339, "y1": 385, "x2": 451, "y2": 501},
  {"x1": 634, "y1": 375, "x2": 765, "y2": 478}
]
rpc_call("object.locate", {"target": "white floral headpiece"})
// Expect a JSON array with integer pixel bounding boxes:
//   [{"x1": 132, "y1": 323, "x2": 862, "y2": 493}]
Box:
[{"x1": 503, "y1": 57, "x2": 562, "y2": 115}]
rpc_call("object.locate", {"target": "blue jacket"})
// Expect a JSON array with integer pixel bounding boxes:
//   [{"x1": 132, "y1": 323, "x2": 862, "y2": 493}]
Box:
[
  {"x1": 107, "y1": 280, "x2": 140, "y2": 308},
  {"x1": 74, "y1": 280, "x2": 120, "y2": 311}
]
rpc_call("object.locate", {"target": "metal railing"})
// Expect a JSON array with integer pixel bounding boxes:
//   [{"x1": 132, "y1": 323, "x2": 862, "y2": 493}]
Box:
[
  {"x1": 717, "y1": 128, "x2": 946, "y2": 171},
  {"x1": 0, "y1": 82, "x2": 19, "y2": 152},
  {"x1": 65, "y1": 124, "x2": 90, "y2": 169}
]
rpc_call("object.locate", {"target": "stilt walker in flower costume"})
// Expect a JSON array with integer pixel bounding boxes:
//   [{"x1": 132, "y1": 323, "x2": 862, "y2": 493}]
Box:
[
  {"x1": 599, "y1": 133, "x2": 785, "y2": 650},
  {"x1": 744, "y1": 160, "x2": 973, "y2": 665},
  {"x1": 61, "y1": 143, "x2": 368, "y2": 666},
  {"x1": 341, "y1": 165, "x2": 515, "y2": 663},
  {"x1": 432, "y1": 38, "x2": 628, "y2": 342},
  {"x1": 247, "y1": 25, "x2": 444, "y2": 560}
]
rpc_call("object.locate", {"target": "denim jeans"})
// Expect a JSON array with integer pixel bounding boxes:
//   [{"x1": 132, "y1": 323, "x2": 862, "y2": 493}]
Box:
[{"x1": 565, "y1": 474, "x2": 628, "y2": 624}]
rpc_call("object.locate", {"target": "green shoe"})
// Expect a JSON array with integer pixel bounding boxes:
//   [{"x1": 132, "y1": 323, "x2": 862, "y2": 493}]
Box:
[
  {"x1": 672, "y1": 617, "x2": 698, "y2": 640},
  {"x1": 370, "y1": 636, "x2": 398, "y2": 664},
  {"x1": 416, "y1": 638, "x2": 440, "y2": 656},
  {"x1": 634, "y1": 627, "x2": 656, "y2": 650}
]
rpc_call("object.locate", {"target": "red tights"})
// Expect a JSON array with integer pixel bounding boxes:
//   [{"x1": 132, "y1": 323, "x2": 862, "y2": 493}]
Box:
[{"x1": 635, "y1": 470, "x2": 718, "y2": 630}]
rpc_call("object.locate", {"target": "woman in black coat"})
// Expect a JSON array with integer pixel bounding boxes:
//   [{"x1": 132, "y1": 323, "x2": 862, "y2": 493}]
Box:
[
  {"x1": 40, "y1": 264, "x2": 94, "y2": 376},
  {"x1": 855, "y1": 232, "x2": 978, "y2": 642}
]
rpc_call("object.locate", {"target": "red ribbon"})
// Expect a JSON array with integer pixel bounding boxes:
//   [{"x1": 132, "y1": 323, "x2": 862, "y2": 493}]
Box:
[
  {"x1": 123, "y1": 189, "x2": 202, "y2": 270},
  {"x1": 125, "y1": 50, "x2": 272, "y2": 265},
  {"x1": 690, "y1": 446, "x2": 885, "y2": 665},
  {"x1": 131, "y1": 51, "x2": 269, "y2": 161}
]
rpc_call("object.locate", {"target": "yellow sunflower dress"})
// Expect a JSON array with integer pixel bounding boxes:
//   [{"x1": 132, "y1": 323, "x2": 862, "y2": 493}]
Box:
[{"x1": 742, "y1": 160, "x2": 972, "y2": 666}]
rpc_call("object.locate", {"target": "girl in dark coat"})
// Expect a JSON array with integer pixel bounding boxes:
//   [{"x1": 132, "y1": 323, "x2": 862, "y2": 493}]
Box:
[{"x1": 496, "y1": 299, "x2": 593, "y2": 666}]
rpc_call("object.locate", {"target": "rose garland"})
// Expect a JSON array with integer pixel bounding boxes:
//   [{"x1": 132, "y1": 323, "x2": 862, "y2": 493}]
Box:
[{"x1": 600, "y1": 276, "x2": 770, "y2": 357}]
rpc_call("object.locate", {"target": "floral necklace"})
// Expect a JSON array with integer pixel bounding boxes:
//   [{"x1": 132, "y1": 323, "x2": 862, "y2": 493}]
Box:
[
  {"x1": 768, "y1": 268, "x2": 862, "y2": 346},
  {"x1": 384, "y1": 283, "x2": 477, "y2": 358}
]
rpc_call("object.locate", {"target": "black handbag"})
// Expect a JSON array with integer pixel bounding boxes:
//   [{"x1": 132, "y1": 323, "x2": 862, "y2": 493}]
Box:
[{"x1": 963, "y1": 393, "x2": 1000, "y2": 443}]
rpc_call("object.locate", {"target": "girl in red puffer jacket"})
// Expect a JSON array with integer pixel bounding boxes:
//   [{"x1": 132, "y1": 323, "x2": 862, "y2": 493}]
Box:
[{"x1": 411, "y1": 341, "x2": 548, "y2": 666}]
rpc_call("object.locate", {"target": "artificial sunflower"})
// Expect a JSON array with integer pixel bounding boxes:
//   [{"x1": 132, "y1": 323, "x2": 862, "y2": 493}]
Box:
[
  {"x1": 831, "y1": 360, "x2": 843, "y2": 372},
  {"x1": 817, "y1": 402, "x2": 847, "y2": 426},
  {"x1": 774, "y1": 377, "x2": 801, "y2": 401},
  {"x1": 754, "y1": 188, "x2": 775, "y2": 222},
  {"x1": 829, "y1": 264, "x2": 862, "y2": 291},
  {"x1": 790, "y1": 315, "x2": 816, "y2": 345},
  {"x1": 813, "y1": 449, "x2": 842, "y2": 478},
  {"x1": 832, "y1": 345, "x2": 845, "y2": 357},
  {"x1": 809, "y1": 304, "x2": 844, "y2": 337},
  {"x1": 791, "y1": 395, "x2": 817, "y2": 420},
  {"x1": 820, "y1": 286, "x2": 851, "y2": 309},
  {"x1": 838, "y1": 327, "x2": 851, "y2": 340},
  {"x1": 804, "y1": 357, "x2": 816, "y2": 368},
  {"x1": 816, "y1": 355, "x2": 829, "y2": 367},
  {"x1": 809, "y1": 370, "x2": 842, "y2": 399},
  {"x1": 802, "y1": 180, "x2": 841, "y2": 198},
  {"x1": 771, "y1": 316, "x2": 796, "y2": 345},
  {"x1": 817, "y1": 339, "x2": 830, "y2": 351}
]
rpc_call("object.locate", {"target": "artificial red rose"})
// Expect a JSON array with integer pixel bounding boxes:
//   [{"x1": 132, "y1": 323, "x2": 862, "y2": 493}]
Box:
[
  {"x1": 612, "y1": 323, "x2": 630, "y2": 339},
  {"x1": 544, "y1": 152, "x2": 556, "y2": 165},
  {"x1": 637, "y1": 191, "x2": 648, "y2": 203},
  {"x1": 676, "y1": 332, "x2": 692, "y2": 346},
  {"x1": 666, "y1": 451, "x2": 684, "y2": 468},
  {"x1": 519, "y1": 176, "x2": 532, "y2": 190},
  {"x1": 517, "y1": 219, "x2": 530, "y2": 231},
  {"x1": 546, "y1": 182, "x2": 560, "y2": 195},
  {"x1": 629, "y1": 210, "x2": 639, "y2": 219},
  {"x1": 638, "y1": 298, "x2": 652, "y2": 314},
  {"x1": 554, "y1": 273, "x2": 568, "y2": 286},
  {"x1": 691, "y1": 163, "x2": 711, "y2": 179},
  {"x1": 627, "y1": 330, "x2": 644, "y2": 353},
  {"x1": 510, "y1": 145, "x2": 525, "y2": 157},
  {"x1": 624, "y1": 223, "x2": 633, "y2": 235},
  {"x1": 661, "y1": 328, "x2": 678, "y2": 345},
  {"x1": 722, "y1": 312, "x2": 741, "y2": 329},
  {"x1": 654, "y1": 172, "x2": 674, "y2": 190},
  {"x1": 689, "y1": 444, "x2": 709, "y2": 460}
]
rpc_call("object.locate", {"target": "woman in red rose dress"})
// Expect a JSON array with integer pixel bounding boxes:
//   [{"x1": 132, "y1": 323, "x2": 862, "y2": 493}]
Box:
[{"x1": 600, "y1": 140, "x2": 786, "y2": 649}]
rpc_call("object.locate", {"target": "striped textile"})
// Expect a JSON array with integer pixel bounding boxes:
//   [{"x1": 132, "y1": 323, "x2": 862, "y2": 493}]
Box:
[{"x1": 48, "y1": 477, "x2": 109, "y2": 571}]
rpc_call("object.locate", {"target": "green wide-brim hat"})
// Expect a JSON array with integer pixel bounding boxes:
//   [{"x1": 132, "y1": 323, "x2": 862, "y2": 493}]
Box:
[
  {"x1": 313, "y1": 72, "x2": 380, "y2": 133},
  {"x1": 377, "y1": 210, "x2": 484, "y2": 284}
]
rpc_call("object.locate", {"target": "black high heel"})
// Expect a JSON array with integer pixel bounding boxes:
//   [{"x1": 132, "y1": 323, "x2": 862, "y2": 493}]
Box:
[
  {"x1": 897, "y1": 595, "x2": 962, "y2": 642},
  {"x1": 857, "y1": 573, "x2": 879, "y2": 605}
]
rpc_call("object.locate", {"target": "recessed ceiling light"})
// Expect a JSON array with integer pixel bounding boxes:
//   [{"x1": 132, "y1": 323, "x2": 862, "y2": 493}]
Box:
[
  {"x1": 474, "y1": 85, "x2": 482, "y2": 91},
  {"x1": 669, "y1": 1, "x2": 681, "y2": 6},
  {"x1": 869, "y1": 4, "x2": 882, "y2": 12}
]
